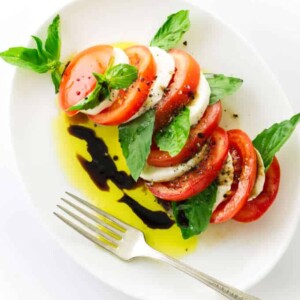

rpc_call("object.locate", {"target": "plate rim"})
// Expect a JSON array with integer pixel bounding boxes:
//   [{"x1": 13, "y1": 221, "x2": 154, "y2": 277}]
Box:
[{"x1": 8, "y1": 0, "x2": 300, "y2": 298}]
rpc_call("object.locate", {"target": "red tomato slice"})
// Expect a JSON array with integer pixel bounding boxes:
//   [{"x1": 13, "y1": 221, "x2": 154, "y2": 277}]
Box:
[
  {"x1": 233, "y1": 157, "x2": 280, "y2": 223},
  {"x1": 211, "y1": 129, "x2": 257, "y2": 224},
  {"x1": 146, "y1": 127, "x2": 229, "y2": 201},
  {"x1": 59, "y1": 45, "x2": 113, "y2": 116},
  {"x1": 89, "y1": 45, "x2": 156, "y2": 125},
  {"x1": 154, "y1": 49, "x2": 200, "y2": 131},
  {"x1": 147, "y1": 101, "x2": 222, "y2": 167}
]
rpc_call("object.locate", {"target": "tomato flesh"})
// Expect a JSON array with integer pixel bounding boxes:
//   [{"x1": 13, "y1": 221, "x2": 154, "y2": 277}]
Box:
[
  {"x1": 233, "y1": 157, "x2": 280, "y2": 222},
  {"x1": 154, "y1": 49, "x2": 200, "y2": 131},
  {"x1": 89, "y1": 45, "x2": 156, "y2": 125},
  {"x1": 146, "y1": 127, "x2": 229, "y2": 201},
  {"x1": 59, "y1": 45, "x2": 113, "y2": 116},
  {"x1": 211, "y1": 129, "x2": 257, "y2": 223},
  {"x1": 148, "y1": 101, "x2": 222, "y2": 167}
]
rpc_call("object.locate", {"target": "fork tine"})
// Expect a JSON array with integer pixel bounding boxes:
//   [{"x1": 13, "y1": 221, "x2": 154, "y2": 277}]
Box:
[
  {"x1": 65, "y1": 192, "x2": 131, "y2": 230},
  {"x1": 57, "y1": 205, "x2": 119, "y2": 247},
  {"x1": 54, "y1": 212, "x2": 117, "y2": 254},
  {"x1": 61, "y1": 198, "x2": 124, "y2": 238}
]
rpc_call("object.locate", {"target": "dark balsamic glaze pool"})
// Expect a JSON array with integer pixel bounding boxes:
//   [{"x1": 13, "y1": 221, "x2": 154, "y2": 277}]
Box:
[
  {"x1": 119, "y1": 194, "x2": 174, "y2": 229},
  {"x1": 68, "y1": 125, "x2": 174, "y2": 230},
  {"x1": 68, "y1": 125, "x2": 135, "y2": 191}
]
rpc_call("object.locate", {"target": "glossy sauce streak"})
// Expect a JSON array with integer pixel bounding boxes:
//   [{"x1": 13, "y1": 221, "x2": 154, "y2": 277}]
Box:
[
  {"x1": 68, "y1": 125, "x2": 135, "y2": 191},
  {"x1": 119, "y1": 194, "x2": 174, "y2": 229}
]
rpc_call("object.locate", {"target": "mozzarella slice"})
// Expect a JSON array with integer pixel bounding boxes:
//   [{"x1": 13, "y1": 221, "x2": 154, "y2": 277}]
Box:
[
  {"x1": 187, "y1": 72, "x2": 210, "y2": 126},
  {"x1": 212, "y1": 153, "x2": 234, "y2": 211},
  {"x1": 79, "y1": 47, "x2": 129, "y2": 115},
  {"x1": 248, "y1": 149, "x2": 265, "y2": 201},
  {"x1": 140, "y1": 144, "x2": 208, "y2": 182},
  {"x1": 111, "y1": 47, "x2": 130, "y2": 65},
  {"x1": 129, "y1": 46, "x2": 175, "y2": 121}
]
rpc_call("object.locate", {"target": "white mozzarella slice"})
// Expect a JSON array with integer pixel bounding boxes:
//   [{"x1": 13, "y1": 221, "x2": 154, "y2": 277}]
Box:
[
  {"x1": 79, "y1": 47, "x2": 129, "y2": 115},
  {"x1": 129, "y1": 47, "x2": 175, "y2": 121},
  {"x1": 248, "y1": 149, "x2": 265, "y2": 201},
  {"x1": 213, "y1": 153, "x2": 234, "y2": 212},
  {"x1": 140, "y1": 144, "x2": 208, "y2": 182},
  {"x1": 187, "y1": 72, "x2": 210, "y2": 126},
  {"x1": 79, "y1": 95, "x2": 112, "y2": 116},
  {"x1": 111, "y1": 47, "x2": 129, "y2": 65}
]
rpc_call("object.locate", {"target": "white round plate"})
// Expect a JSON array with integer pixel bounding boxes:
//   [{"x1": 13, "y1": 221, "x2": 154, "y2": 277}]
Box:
[{"x1": 10, "y1": 0, "x2": 300, "y2": 299}]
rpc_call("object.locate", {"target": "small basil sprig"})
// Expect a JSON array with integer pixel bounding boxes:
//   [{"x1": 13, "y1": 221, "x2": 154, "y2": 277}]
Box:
[
  {"x1": 172, "y1": 182, "x2": 218, "y2": 239},
  {"x1": 68, "y1": 64, "x2": 138, "y2": 111},
  {"x1": 105, "y1": 64, "x2": 138, "y2": 89},
  {"x1": 119, "y1": 109, "x2": 155, "y2": 181},
  {"x1": 205, "y1": 73, "x2": 243, "y2": 105},
  {"x1": 68, "y1": 74, "x2": 107, "y2": 111},
  {"x1": 0, "y1": 15, "x2": 62, "y2": 93},
  {"x1": 150, "y1": 10, "x2": 190, "y2": 50},
  {"x1": 253, "y1": 113, "x2": 300, "y2": 170},
  {"x1": 155, "y1": 107, "x2": 190, "y2": 156}
]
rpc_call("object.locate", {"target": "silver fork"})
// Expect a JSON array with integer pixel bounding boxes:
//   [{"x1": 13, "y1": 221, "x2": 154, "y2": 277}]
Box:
[{"x1": 54, "y1": 192, "x2": 260, "y2": 300}]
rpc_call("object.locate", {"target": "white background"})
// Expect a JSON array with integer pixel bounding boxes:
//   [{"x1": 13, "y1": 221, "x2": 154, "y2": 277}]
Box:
[{"x1": 0, "y1": 0, "x2": 299, "y2": 299}]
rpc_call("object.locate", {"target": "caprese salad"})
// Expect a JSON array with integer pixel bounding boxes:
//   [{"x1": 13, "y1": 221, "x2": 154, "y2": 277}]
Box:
[{"x1": 1, "y1": 10, "x2": 299, "y2": 239}]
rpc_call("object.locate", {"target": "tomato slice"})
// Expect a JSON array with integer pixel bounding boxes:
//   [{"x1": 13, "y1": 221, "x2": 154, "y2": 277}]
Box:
[
  {"x1": 59, "y1": 45, "x2": 113, "y2": 116},
  {"x1": 233, "y1": 157, "x2": 280, "y2": 223},
  {"x1": 89, "y1": 45, "x2": 156, "y2": 125},
  {"x1": 147, "y1": 101, "x2": 222, "y2": 167},
  {"x1": 154, "y1": 49, "x2": 200, "y2": 131},
  {"x1": 146, "y1": 127, "x2": 229, "y2": 201},
  {"x1": 211, "y1": 129, "x2": 257, "y2": 223}
]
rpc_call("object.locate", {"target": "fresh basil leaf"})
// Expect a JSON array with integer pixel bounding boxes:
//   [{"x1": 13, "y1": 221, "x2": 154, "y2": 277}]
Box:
[
  {"x1": 68, "y1": 83, "x2": 103, "y2": 111},
  {"x1": 0, "y1": 15, "x2": 62, "y2": 93},
  {"x1": 93, "y1": 72, "x2": 106, "y2": 84},
  {"x1": 31, "y1": 36, "x2": 48, "y2": 62},
  {"x1": 155, "y1": 107, "x2": 190, "y2": 156},
  {"x1": 0, "y1": 47, "x2": 49, "y2": 73},
  {"x1": 205, "y1": 73, "x2": 243, "y2": 105},
  {"x1": 106, "y1": 64, "x2": 138, "y2": 89},
  {"x1": 253, "y1": 113, "x2": 300, "y2": 170},
  {"x1": 150, "y1": 10, "x2": 190, "y2": 51},
  {"x1": 172, "y1": 182, "x2": 218, "y2": 239},
  {"x1": 51, "y1": 68, "x2": 62, "y2": 94},
  {"x1": 45, "y1": 15, "x2": 61, "y2": 60},
  {"x1": 119, "y1": 110, "x2": 155, "y2": 181}
]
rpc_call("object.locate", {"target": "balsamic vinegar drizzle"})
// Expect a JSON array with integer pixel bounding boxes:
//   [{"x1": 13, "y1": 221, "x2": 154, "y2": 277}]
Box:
[
  {"x1": 119, "y1": 194, "x2": 174, "y2": 229},
  {"x1": 68, "y1": 125, "x2": 135, "y2": 191},
  {"x1": 68, "y1": 125, "x2": 174, "y2": 230}
]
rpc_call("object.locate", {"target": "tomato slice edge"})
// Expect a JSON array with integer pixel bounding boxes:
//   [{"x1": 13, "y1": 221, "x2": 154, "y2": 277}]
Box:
[
  {"x1": 233, "y1": 156, "x2": 280, "y2": 223},
  {"x1": 210, "y1": 129, "x2": 257, "y2": 223},
  {"x1": 59, "y1": 45, "x2": 114, "y2": 116},
  {"x1": 148, "y1": 101, "x2": 222, "y2": 167},
  {"x1": 146, "y1": 127, "x2": 229, "y2": 201},
  {"x1": 154, "y1": 49, "x2": 201, "y2": 131}
]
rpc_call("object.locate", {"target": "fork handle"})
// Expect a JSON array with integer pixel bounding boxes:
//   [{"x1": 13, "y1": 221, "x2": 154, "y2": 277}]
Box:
[{"x1": 145, "y1": 248, "x2": 260, "y2": 300}]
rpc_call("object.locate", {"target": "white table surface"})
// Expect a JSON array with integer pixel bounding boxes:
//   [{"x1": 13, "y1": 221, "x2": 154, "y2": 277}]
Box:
[{"x1": 0, "y1": 0, "x2": 299, "y2": 299}]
